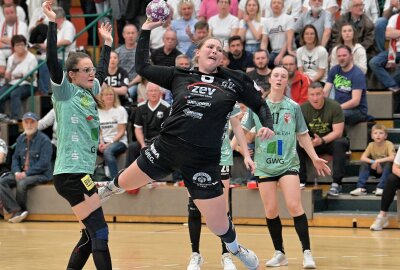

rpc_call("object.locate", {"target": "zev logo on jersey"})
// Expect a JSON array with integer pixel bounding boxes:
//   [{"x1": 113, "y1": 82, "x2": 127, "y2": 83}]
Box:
[{"x1": 187, "y1": 82, "x2": 223, "y2": 98}]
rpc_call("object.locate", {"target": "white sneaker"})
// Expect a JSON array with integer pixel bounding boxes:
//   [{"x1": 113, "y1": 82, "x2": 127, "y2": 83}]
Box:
[
  {"x1": 300, "y1": 183, "x2": 306, "y2": 190},
  {"x1": 8, "y1": 210, "x2": 28, "y2": 223},
  {"x1": 350, "y1": 188, "x2": 367, "y2": 196},
  {"x1": 97, "y1": 181, "x2": 125, "y2": 203},
  {"x1": 370, "y1": 215, "x2": 389, "y2": 231},
  {"x1": 375, "y1": 188, "x2": 383, "y2": 196},
  {"x1": 266, "y1": 250, "x2": 288, "y2": 267},
  {"x1": 229, "y1": 245, "x2": 259, "y2": 270},
  {"x1": 303, "y1": 250, "x2": 316, "y2": 269},
  {"x1": 187, "y1": 252, "x2": 204, "y2": 270},
  {"x1": 221, "y1": 253, "x2": 237, "y2": 270}
]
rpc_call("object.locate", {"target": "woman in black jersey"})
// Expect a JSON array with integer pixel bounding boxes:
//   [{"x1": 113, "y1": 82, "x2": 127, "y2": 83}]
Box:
[
  {"x1": 99, "y1": 19, "x2": 274, "y2": 270},
  {"x1": 43, "y1": 1, "x2": 113, "y2": 269}
]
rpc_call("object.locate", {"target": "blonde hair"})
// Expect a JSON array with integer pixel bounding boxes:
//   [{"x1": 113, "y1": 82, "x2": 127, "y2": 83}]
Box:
[
  {"x1": 245, "y1": 0, "x2": 261, "y2": 22},
  {"x1": 178, "y1": 0, "x2": 194, "y2": 17},
  {"x1": 98, "y1": 86, "x2": 120, "y2": 109},
  {"x1": 371, "y1": 124, "x2": 387, "y2": 135}
]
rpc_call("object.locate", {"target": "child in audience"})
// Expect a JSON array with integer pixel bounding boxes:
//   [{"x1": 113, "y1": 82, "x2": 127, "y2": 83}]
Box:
[{"x1": 350, "y1": 124, "x2": 395, "y2": 196}]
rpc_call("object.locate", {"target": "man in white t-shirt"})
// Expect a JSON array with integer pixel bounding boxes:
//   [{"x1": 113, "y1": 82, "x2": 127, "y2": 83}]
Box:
[{"x1": 375, "y1": 0, "x2": 400, "y2": 53}]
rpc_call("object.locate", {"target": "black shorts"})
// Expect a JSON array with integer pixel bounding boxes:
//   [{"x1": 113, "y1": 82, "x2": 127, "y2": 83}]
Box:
[
  {"x1": 53, "y1": 173, "x2": 98, "y2": 207},
  {"x1": 137, "y1": 134, "x2": 223, "y2": 200},
  {"x1": 257, "y1": 170, "x2": 299, "y2": 183},
  {"x1": 220, "y1": 165, "x2": 231, "y2": 180}
]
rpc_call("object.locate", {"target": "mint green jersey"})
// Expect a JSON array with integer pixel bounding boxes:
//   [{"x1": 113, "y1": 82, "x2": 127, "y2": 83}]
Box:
[
  {"x1": 242, "y1": 96, "x2": 308, "y2": 177},
  {"x1": 51, "y1": 75, "x2": 101, "y2": 175},
  {"x1": 220, "y1": 103, "x2": 241, "y2": 166}
]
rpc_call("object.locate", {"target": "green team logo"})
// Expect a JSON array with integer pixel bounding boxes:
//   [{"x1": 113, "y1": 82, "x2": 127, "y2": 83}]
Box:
[
  {"x1": 80, "y1": 94, "x2": 91, "y2": 108},
  {"x1": 333, "y1": 74, "x2": 351, "y2": 91}
]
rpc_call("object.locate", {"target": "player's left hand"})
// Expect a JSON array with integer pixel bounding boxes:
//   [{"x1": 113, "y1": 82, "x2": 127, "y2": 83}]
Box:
[
  {"x1": 257, "y1": 127, "x2": 275, "y2": 141},
  {"x1": 312, "y1": 157, "x2": 331, "y2": 176},
  {"x1": 99, "y1": 22, "x2": 113, "y2": 45}
]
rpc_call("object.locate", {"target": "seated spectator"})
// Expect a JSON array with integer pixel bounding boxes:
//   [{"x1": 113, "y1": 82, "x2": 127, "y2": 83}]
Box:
[
  {"x1": 369, "y1": 10, "x2": 400, "y2": 93},
  {"x1": 171, "y1": 0, "x2": 198, "y2": 54},
  {"x1": 38, "y1": 108, "x2": 57, "y2": 161},
  {"x1": 0, "y1": 126, "x2": 8, "y2": 175},
  {"x1": 298, "y1": 82, "x2": 349, "y2": 194},
  {"x1": 185, "y1": 20, "x2": 209, "y2": 60},
  {"x1": 150, "y1": 16, "x2": 171, "y2": 52},
  {"x1": 103, "y1": 50, "x2": 131, "y2": 108},
  {"x1": 330, "y1": 22, "x2": 367, "y2": 74},
  {"x1": 302, "y1": 0, "x2": 339, "y2": 17},
  {"x1": 227, "y1": 35, "x2": 254, "y2": 72},
  {"x1": 125, "y1": 83, "x2": 170, "y2": 167},
  {"x1": 297, "y1": 24, "x2": 329, "y2": 83},
  {"x1": 0, "y1": 35, "x2": 38, "y2": 122},
  {"x1": 197, "y1": 0, "x2": 238, "y2": 21},
  {"x1": 350, "y1": 124, "x2": 395, "y2": 196},
  {"x1": 370, "y1": 146, "x2": 400, "y2": 231},
  {"x1": 375, "y1": 0, "x2": 399, "y2": 53},
  {"x1": 208, "y1": 0, "x2": 239, "y2": 48},
  {"x1": 175, "y1": 54, "x2": 191, "y2": 69},
  {"x1": 98, "y1": 86, "x2": 128, "y2": 180},
  {"x1": 0, "y1": 112, "x2": 52, "y2": 223},
  {"x1": 0, "y1": 3, "x2": 28, "y2": 65},
  {"x1": 151, "y1": 30, "x2": 182, "y2": 67},
  {"x1": 167, "y1": 0, "x2": 201, "y2": 20},
  {"x1": 237, "y1": 0, "x2": 263, "y2": 53},
  {"x1": 260, "y1": 0, "x2": 294, "y2": 68},
  {"x1": 287, "y1": 0, "x2": 332, "y2": 56},
  {"x1": 0, "y1": 0, "x2": 26, "y2": 23},
  {"x1": 28, "y1": 0, "x2": 52, "y2": 44},
  {"x1": 238, "y1": 0, "x2": 302, "y2": 20},
  {"x1": 281, "y1": 54, "x2": 310, "y2": 104},
  {"x1": 246, "y1": 49, "x2": 271, "y2": 94},
  {"x1": 324, "y1": 45, "x2": 368, "y2": 125},
  {"x1": 331, "y1": 0, "x2": 375, "y2": 58},
  {"x1": 340, "y1": 0, "x2": 379, "y2": 23}
]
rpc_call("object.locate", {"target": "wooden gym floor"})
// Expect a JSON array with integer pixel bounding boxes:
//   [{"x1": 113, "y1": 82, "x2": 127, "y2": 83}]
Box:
[{"x1": 1, "y1": 221, "x2": 400, "y2": 269}]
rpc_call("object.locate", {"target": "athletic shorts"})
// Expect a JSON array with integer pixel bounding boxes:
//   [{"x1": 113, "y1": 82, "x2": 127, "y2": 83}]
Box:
[
  {"x1": 257, "y1": 170, "x2": 299, "y2": 183},
  {"x1": 53, "y1": 173, "x2": 97, "y2": 207},
  {"x1": 137, "y1": 134, "x2": 223, "y2": 200},
  {"x1": 220, "y1": 165, "x2": 231, "y2": 180}
]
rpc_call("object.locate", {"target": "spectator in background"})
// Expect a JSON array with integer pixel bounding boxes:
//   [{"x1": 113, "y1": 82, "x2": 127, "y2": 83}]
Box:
[
  {"x1": 260, "y1": 0, "x2": 294, "y2": 68},
  {"x1": 0, "y1": 112, "x2": 52, "y2": 223},
  {"x1": 92, "y1": 0, "x2": 110, "y2": 23},
  {"x1": 297, "y1": 24, "x2": 329, "y2": 83},
  {"x1": 185, "y1": 20, "x2": 209, "y2": 60},
  {"x1": 197, "y1": 0, "x2": 238, "y2": 21},
  {"x1": 330, "y1": 23, "x2": 367, "y2": 74},
  {"x1": 103, "y1": 50, "x2": 131, "y2": 109},
  {"x1": 79, "y1": 0, "x2": 98, "y2": 45},
  {"x1": 287, "y1": 0, "x2": 332, "y2": 56},
  {"x1": 0, "y1": 3, "x2": 28, "y2": 67},
  {"x1": 98, "y1": 86, "x2": 128, "y2": 180},
  {"x1": 28, "y1": 0, "x2": 52, "y2": 44},
  {"x1": 57, "y1": 0, "x2": 70, "y2": 18},
  {"x1": 171, "y1": 0, "x2": 198, "y2": 54},
  {"x1": 227, "y1": 35, "x2": 254, "y2": 72},
  {"x1": 324, "y1": 45, "x2": 368, "y2": 125},
  {"x1": 340, "y1": 0, "x2": 379, "y2": 23},
  {"x1": 302, "y1": 0, "x2": 339, "y2": 17},
  {"x1": 175, "y1": 53, "x2": 191, "y2": 69},
  {"x1": 237, "y1": 0, "x2": 263, "y2": 53},
  {"x1": 0, "y1": 35, "x2": 37, "y2": 122},
  {"x1": 150, "y1": 15, "x2": 172, "y2": 52},
  {"x1": 281, "y1": 54, "x2": 310, "y2": 105},
  {"x1": 38, "y1": 108, "x2": 57, "y2": 161},
  {"x1": 298, "y1": 82, "x2": 348, "y2": 193},
  {"x1": 238, "y1": 0, "x2": 302, "y2": 20},
  {"x1": 116, "y1": 24, "x2": 141, "y2": 102},
  {"x1": 246, "y1": 49, "x2": 271, "y2": 94},
  {"x1": 0, "y1": 126, "x2": 8, "y2": 175},
  {"x1": 0, "y1": 0, "x2": 26, "y2": 22},
  {"x1": 331, "y1": 0, "x2": 376, "y2": 58},
  {"x1": 151, "y1": 30, "x2": 182, "y2": 67},
  {"x1": 208, "y1": 0, "x2": 239, "y2": 48},
  {"x1": 375, "y1": 0, "x2": 400, "y2": 53},
  {"x1": 370, "y1": 146, "x2": 400, "y2": 231},
  {"x1": 167, "y1": 0, "x2": 201, "y2": 20},
  {"x1": 350, "y1": 124, "x2": 395, "y2": 196},
  {"x1": 125, "y1": 82, "x2": 170, "y2": 167}
]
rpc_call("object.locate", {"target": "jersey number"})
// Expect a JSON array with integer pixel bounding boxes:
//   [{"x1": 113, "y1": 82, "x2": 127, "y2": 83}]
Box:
[{"x1": 272, "y1": 112, "x2": 280, "y2": 125}]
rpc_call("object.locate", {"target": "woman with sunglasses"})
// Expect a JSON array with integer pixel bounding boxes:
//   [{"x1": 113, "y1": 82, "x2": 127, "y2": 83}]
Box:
[
  {"x1": 99, "y1": 18, "x2": 275, "y2": 270},
  {"x1": 43, "y1": 1, "x2": 114, "y2": 269}
]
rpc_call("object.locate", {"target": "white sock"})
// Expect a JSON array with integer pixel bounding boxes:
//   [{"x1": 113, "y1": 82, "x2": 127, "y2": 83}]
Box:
[{"x1": 225, "y1": 237, "x2": 239, "y2": 254}]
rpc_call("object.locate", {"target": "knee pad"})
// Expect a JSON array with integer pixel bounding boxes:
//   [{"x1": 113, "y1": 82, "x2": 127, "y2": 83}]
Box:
[
  {"x1": 188, "y1": 197, "x2": 201, "y2": 219},
  {"x1": 82, "y1": 208, "x2": 109, "y2": 251}
]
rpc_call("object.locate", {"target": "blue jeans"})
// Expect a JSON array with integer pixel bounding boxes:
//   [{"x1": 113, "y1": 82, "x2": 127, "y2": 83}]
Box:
[
  {"x1": 103, "y1": 142, "x2": 127, "y2": 179},
  {"x1": 0, "y1": 84, "x2": 32, "y2": 119},
  {"x1": 38, "y1": 60, "x2": 50, "y2": 94},
  {"x1": 343, "y1": 108, "x2": 367, "y2": 125},
  {"x1": 357, "y1": 161, "x2": 392, "y2": 189},
  {"x1": 369, "y1": 51, "x2": 400, "y2": 88},
  {"x1": 245, "y1": 43, "x2": 260, "y2": 54},
  {"x1": 375, "y1": 17, "x2": 388, "y2": 53}
]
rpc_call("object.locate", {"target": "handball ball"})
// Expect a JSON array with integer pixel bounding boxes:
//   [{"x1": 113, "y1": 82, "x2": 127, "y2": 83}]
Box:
[{"x1": 146, "y1": 0, "x2": 171, "y2": 22}]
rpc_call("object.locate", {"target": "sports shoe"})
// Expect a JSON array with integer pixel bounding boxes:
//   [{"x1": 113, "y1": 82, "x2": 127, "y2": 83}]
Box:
[
  {"x1": 303, "y1": 250, "x2": 316, "y2": 269},
  {"x1": 266, "y1": 250, "x2": 288, "y2": 267},
  {"x1": 327, "y1": 184, "x2": 341, "y2": 196},
  {"x1": 375, "y1": 188, "x2": 383, "y2": 196},
  {"x1": 221, "y1": 253, "x2": 237, "y2": 270},
  {"x1": 187, "y1": 252, "x2": 204, "y2": 270},
  {"x1": 229, "y1": 245, "x2": 259, "y2": 270},
  {"x1": 8, "y1": 210, "x2": 28, "y2": 223},
  {"x1": 350, "y1": 188, "x2": 367, "y2": 196},
  {"x1": 370, "y1": 215, "x2": 389, "y2": 231},
  {"x1": 300, "y1": 183, "x2": 306, "y2": 190},
  {"x1": 98, "y1": 181, "x2": 125, "y2": 203}
]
